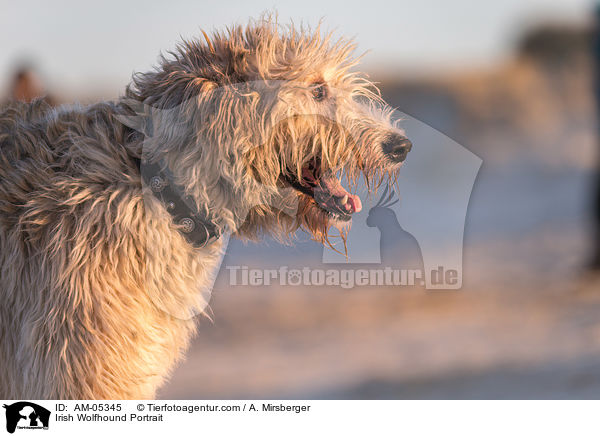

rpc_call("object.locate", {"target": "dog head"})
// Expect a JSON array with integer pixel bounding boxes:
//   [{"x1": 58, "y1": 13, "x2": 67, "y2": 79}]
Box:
[{"x1": 124, "y1": 15, "x2": 410, "y2": 246}]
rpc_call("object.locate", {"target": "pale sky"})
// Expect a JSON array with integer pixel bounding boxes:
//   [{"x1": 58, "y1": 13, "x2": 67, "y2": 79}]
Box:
[{"x1": 0, "y1": 0, "x2": 593, "y2": 97}]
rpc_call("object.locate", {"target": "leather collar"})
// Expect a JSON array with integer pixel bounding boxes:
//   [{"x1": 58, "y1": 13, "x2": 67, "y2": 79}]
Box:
[{"x1": 136, "y1": 158, "x2": 222, "y2": 248}]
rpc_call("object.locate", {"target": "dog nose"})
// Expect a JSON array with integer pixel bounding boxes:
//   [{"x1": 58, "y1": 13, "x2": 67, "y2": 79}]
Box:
[{"x1": 382, "y1": 135, "x2": 412, "y2": 163}]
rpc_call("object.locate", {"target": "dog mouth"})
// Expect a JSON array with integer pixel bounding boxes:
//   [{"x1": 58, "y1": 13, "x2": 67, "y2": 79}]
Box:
[{"x1": 281, "y1": 158, "x2": 362, "y2": 222}]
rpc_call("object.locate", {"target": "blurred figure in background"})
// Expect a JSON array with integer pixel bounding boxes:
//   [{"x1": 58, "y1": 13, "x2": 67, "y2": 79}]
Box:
[
  {"x1": 5, "y1": 63, "x2": 55, "y2": 105},
  {"x1": 592, "y1": 5, "x2": 600, "y2": 270}
]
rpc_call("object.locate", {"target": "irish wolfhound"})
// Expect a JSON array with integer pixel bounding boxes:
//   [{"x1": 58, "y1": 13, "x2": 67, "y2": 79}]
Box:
[{"x1": 0, "y1": 17, "x2": 411, "y2": 399}]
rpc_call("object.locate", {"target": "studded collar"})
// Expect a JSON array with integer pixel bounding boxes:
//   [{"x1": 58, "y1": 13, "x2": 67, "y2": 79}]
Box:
[{"x1": 137, "y1": 159, "x2": 222, "y2": 248}]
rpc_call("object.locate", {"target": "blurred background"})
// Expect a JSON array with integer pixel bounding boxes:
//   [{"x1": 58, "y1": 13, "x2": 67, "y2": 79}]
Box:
[{"x1": 3, "y1": 0, "x2": 600, "y2": 398}]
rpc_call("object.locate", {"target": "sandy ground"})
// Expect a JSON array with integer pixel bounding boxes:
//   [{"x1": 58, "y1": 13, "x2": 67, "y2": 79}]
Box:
[{"x1": 158, "y1": 253, "x2": 600, "y2": 399}]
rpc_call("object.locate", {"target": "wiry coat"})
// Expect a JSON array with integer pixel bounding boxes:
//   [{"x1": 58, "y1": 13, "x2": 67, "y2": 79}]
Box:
[
  {"x1": 0, "y1": 18, "x2": 400, "y2": 399},
  {"x1": 0, "y1": 99, "x2": 225, "y2": 398}
]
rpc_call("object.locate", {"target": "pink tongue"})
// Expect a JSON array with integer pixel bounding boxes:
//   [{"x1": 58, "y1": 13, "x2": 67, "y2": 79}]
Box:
[
  {"x1": 347, "y1": 194, "x2": 362, "y2": 213},
  {"x1": 316, "y1": 171, "x2": 362, "y2": 213}
]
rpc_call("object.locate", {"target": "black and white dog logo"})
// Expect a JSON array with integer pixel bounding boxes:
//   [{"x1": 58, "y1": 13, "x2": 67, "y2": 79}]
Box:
[{"x1": 3, "y1": 402, "x2": 50, "y2": 433}]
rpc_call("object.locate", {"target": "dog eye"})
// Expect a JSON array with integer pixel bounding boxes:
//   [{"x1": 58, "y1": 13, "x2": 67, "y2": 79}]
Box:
[{"x1": 311, "y1": 83, "x2": 328, "y2": 101}]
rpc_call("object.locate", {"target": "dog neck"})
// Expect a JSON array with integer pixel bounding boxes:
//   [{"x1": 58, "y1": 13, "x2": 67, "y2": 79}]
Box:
[{"x1": 118, "y1": 106, "x2": 224, "y2": 248}]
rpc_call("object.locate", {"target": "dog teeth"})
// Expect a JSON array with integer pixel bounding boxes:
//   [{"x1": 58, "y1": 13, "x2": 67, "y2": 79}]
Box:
[{"x1": 340, "y1": 195, "x2": 348, "y2": 205}]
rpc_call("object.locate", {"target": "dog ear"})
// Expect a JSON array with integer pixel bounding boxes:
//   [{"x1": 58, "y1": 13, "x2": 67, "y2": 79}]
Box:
[{"x1": 127, "y1": 69, "x2": 218, "y2": 110}]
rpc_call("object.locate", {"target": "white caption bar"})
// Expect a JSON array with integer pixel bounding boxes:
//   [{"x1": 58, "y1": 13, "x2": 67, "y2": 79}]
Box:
[{"x1": 0, "y1": 400, "x2": 597, "y2": 435}]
